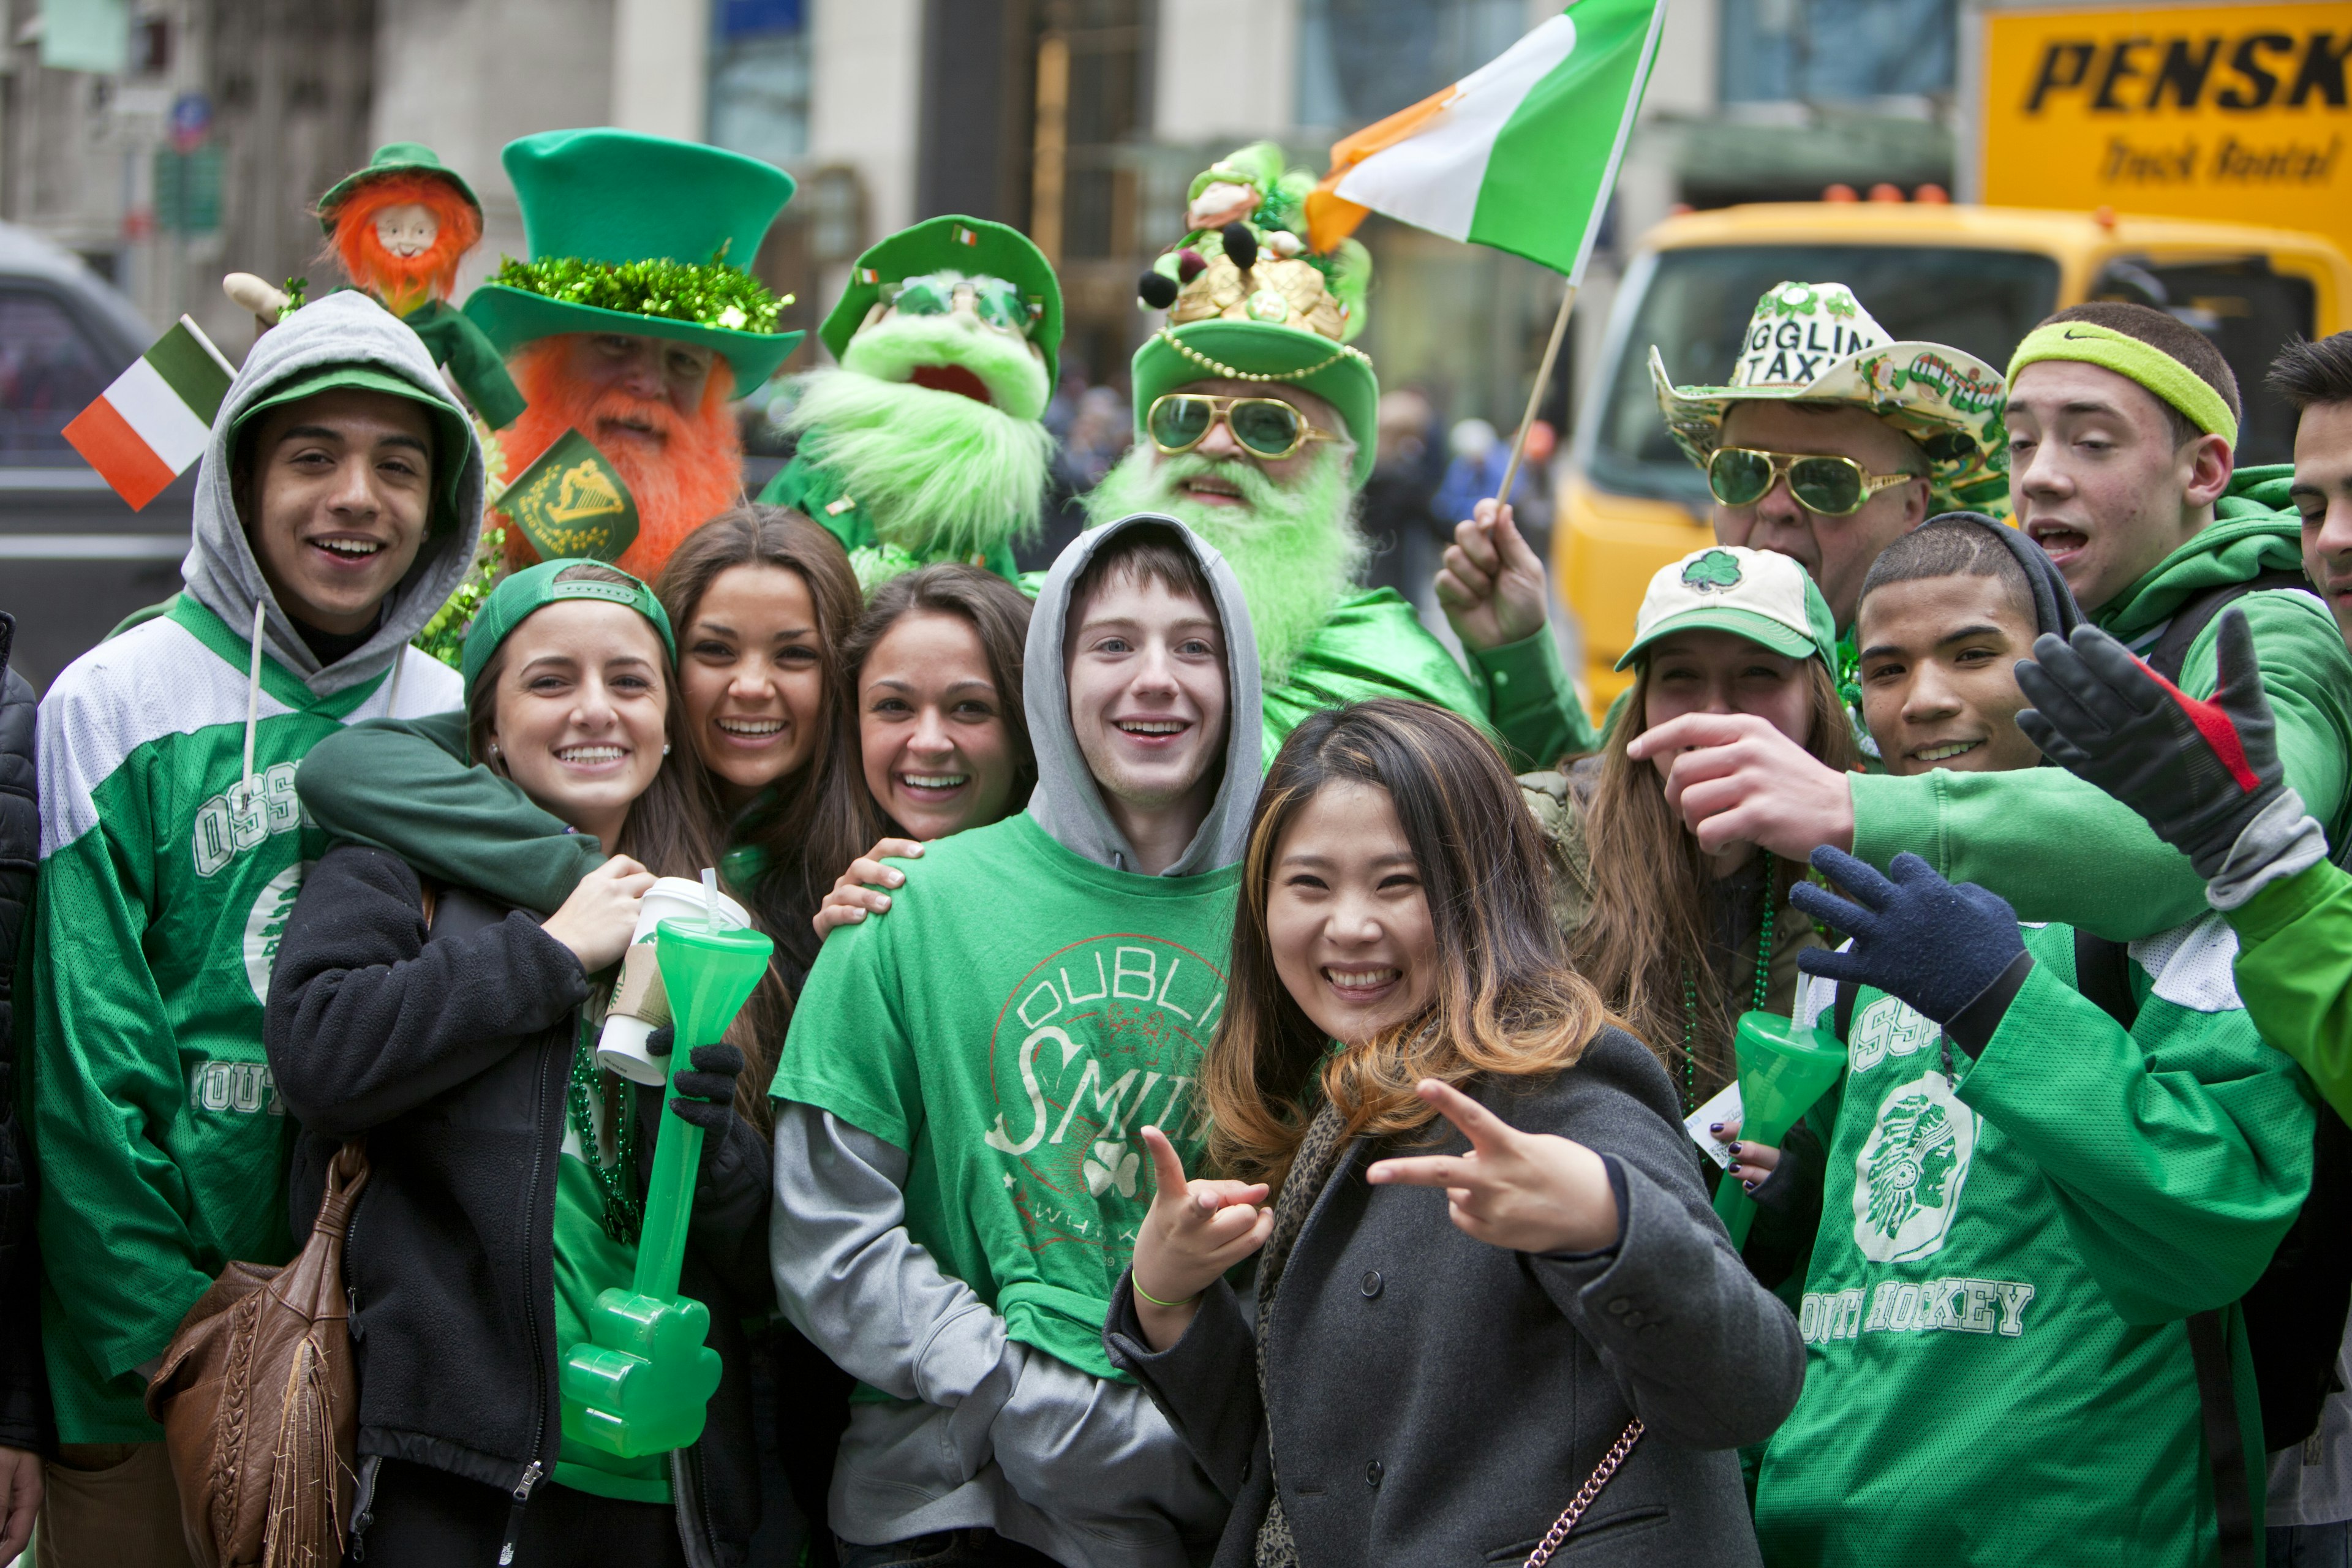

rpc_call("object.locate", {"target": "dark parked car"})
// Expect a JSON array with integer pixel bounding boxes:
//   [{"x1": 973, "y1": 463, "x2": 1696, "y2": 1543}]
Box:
[{"x1": 0, "y1": 221, "x2": 197, "y2": 695}]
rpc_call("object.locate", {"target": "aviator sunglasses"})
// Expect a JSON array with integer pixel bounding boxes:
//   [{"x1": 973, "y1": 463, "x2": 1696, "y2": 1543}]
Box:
[
  {"x1": 1147, "y1": 393, "x2": 1340, "y2": 462},
  {"x1": 881, "y1": 271, "x2": 1041, "y2": 336},
  {"x1": 1707, "y1": 446, "x2": 1918, "y2": 517}
]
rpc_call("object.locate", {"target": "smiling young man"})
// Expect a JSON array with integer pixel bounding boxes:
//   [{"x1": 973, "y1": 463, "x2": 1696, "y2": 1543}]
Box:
[
  {"x1": 24, "y1": 290, "x2": 481, "y2": 1564},
  {"x1": 2275, "y1": 331, "x2": 2352, "y2": 649},
  {"x1": 1634, "y1": 302, "x2": 2352, "y2": 945},
  {"x1": 767, "y1": 516, "x2": 1256, "y2": 1568},
  {"x1": 1745, "y1": 513, "x2": 2315, "y2": 1568}
]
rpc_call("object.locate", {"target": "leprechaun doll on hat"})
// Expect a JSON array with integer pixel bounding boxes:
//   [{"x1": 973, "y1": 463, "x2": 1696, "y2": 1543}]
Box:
[
  {"x1": 1084, "y1": 143, "x2": 1597, "y2": 769},
  {"x1": 464, "y1": 128, "x2": 804, "y2": 582},
  {"x1": 755, "y1": 216, "x2": 1062, "y2": 590}
]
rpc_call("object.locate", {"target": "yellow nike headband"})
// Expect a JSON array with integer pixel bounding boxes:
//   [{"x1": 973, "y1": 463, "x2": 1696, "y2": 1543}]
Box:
[{"x1": 2006, "y1": 321, "x2": 2239, "y2": 449}]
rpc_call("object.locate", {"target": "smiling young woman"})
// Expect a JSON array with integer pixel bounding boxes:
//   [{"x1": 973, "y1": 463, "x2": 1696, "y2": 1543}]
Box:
[{"x1": 1104, "y1": 698, "x2": 1803, "y2": 1568}]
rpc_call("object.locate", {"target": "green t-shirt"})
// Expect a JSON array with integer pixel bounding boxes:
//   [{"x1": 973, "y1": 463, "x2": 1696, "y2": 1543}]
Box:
[
  {"x1": 551, "y1": 1022, "x2": 672, "y2": 1506},
  {"x1": 1754, "y1": 919, "x2": 2313, "y2": 1566},
  {"x1": 771, "y1": 812, "x2": 1236, "y2": 1380}
]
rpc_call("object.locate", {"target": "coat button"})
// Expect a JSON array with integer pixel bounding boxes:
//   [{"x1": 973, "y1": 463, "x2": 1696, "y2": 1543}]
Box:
[
  {"x1": 1360, "y1": 1270, "x2": 1384, "y2": 1298},
  {"x1": 1607, "y1": 1297, "x2": 1631, "y2": 1315},
  {"x1": 1365, "y1": 1460, "x2": 1384, "y2": 1488},
  {"x1": 1623, "y1": 1309, "x2": 1645, "y2": 1328}
]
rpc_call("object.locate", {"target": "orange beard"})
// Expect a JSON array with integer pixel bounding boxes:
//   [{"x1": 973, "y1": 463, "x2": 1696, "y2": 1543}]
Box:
[
  {"x1": 502, "y1": 336, "x2": 744, "y2": 581},
  {"x1": 328, "y1": 172, "x2": 478, "y2": 317}
]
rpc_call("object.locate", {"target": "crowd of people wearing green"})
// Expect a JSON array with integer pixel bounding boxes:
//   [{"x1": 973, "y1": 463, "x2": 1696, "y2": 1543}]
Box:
[{"x1": 4, "y1": 125, "x2": 2352, "y2": 1568}]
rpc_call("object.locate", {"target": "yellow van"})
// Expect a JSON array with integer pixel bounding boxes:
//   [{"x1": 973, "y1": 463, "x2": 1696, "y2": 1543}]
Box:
[{"x1": 1557, "y1": 201, "x2": 2352, "y2": 715}]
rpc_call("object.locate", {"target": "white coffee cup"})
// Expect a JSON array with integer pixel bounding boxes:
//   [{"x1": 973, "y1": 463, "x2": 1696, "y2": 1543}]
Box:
[{"x1": 597, "y1": 875, "x2": 755, "y2": 1085}]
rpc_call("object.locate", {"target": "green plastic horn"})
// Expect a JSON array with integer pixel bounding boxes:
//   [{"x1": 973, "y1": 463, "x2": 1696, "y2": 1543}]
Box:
[
  {"x1": 1713, "y1": 1010, "x2": 1845, "y2": 1248},
  {"x1": 560, "y1": 913, "x2": 772, "y2": 1458}
]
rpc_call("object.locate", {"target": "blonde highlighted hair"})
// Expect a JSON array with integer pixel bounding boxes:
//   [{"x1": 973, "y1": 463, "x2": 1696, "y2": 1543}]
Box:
[{"x1": 1202, "y1": 699, "x2": 1611, "y2": 1194}]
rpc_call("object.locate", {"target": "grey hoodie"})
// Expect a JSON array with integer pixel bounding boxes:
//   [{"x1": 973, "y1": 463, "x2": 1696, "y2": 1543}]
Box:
[
  {"x1": 1023, "y1": 511, "x2": 1264, "y2": 875},
  {"x1": 772, "y1": 515, "x2": 1261, "y2": 1565},
  {"x1": 182, "y1": 288, "x2": 486, "y2": 698}
]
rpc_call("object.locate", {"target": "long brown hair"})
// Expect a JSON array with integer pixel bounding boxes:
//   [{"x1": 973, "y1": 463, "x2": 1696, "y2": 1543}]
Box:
[
  {"x1": 1203, "y1": 699, "x2": 1612, "y2": 1193},
  {"x1": 654, "y1": 507, "x2": 870, "y2": 974},
  {"x1": 464, "y1": 562, "x2": 783, "y2": 1127},
  {"x1": 837, "y1": 563, "x2": 1038, "y2": 827},
  {"x1": 1571, "y1": 657, "x2": 1857, "y2": 1099}
]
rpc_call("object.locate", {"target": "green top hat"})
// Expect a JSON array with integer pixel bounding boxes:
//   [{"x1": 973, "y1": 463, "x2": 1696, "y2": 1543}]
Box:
[
  {"x1": 822, "y1": 216, "x2": 1062, "y2": 383},
  {"x1": 317, "y1": 142, "x2": 481, "y2": 233},
  {"x1": 1130, "y1": 321, "x2": 1378, "y2": 488},
  {"x1": 461, "y1": 129, "x2": 804, "y2": 398}
]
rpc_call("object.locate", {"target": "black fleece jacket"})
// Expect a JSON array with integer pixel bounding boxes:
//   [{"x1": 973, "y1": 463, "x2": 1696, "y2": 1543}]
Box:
[
  {"x1": 265, "y1": 843, "x2": 772, "y2": 1566},
  {"x1": 0, "y1": 620, "x2": 53, "y2": 1455}
]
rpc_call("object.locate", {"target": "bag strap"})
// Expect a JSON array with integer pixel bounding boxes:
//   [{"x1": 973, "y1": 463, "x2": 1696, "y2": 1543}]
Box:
[
  {"x1": 2188, "y1": 1310, "x2": 2257, "y2": 1568},
  {"x1": 1833, "y1": 978, "x2": 1858, "y2": 1042},
  {"x1": 2072, "y1": 929, "x2": 2139, "y2": 1031},
  {"x1": 2145, "y1": 570, "x2": 2309, "y2": 683},
  {"x1": 1523, "y1": 1419, "x2": 1645, "y2": 1568}
]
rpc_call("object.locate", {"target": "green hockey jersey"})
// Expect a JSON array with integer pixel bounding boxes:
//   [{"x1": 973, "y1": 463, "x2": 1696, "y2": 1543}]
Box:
[{"x1": 1752, "y1": 916, "x2": 2315, "y2": 1566}]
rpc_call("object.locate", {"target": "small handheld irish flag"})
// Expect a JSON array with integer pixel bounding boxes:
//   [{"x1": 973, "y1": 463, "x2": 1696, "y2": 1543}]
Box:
[
  {"x1": 1306, "y1": 0, "x2": 1666, "y2": 283},
  {"x1": 62, "y1": 316, "x2": 236, "y2": 510}
]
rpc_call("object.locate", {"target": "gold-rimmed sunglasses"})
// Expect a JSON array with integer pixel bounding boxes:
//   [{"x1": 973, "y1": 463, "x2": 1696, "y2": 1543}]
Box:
[
  {"x1": 1706, "y1": 447, "x2": 1918, "y2": 517},
  {"x1": 1146, "y1": 393, "x2": 1340, "y2": 462}
]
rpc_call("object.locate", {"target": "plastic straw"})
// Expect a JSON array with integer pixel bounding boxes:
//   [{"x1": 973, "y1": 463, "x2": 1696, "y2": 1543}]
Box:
[{"x1": 702, "y1": 866, "x2": 719, "y2": 929}]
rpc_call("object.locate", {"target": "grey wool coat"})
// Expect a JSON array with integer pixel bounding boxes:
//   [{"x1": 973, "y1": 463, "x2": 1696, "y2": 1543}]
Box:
[{"x1": 1104, "y1": 1027, "x2": 1804, "y2": 1567}]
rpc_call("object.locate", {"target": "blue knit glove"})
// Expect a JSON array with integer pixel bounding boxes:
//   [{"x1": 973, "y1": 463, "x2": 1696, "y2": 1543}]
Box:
[{"x1": 1792, "y1": 848, "x2": 2024, "y2": 1026}]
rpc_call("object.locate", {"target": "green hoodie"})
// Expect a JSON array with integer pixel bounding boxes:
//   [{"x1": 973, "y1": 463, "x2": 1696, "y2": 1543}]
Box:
[
  {"x1": 2223, "y1": 859, "x2": 2352, "y2": 1121},
  {"x1": 1849, "y1": 467, "x2": 2352, "y2": 941}
]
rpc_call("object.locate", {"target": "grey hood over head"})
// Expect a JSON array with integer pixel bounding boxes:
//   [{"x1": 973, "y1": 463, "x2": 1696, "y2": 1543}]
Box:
[
  {"x1": 181, "y1": 289, "x2": 487, "y2": 698},
  {"x1": 1023, "y1": 513, "x2": 1263, "y2": 876}
]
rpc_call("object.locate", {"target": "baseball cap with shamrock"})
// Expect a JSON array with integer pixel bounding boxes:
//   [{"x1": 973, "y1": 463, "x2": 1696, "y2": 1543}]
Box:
[{"x1": 1616, "y1": 545, "x2": 1839, "y2": 672}]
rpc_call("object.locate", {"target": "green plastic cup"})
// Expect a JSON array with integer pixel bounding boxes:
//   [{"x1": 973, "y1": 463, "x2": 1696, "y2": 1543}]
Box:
[
  {"x1": 559, "y1": 913, "x2": 773, "y2": 1459},
  {"x1": 1712, "y1": 1009, "x2": 1846, "y2": 1246}
]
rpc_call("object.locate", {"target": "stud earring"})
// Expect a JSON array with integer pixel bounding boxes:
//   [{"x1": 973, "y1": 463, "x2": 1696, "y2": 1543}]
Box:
[
  {"x1": 487, "y1": 742, "x2": 499, "y2": 757},
  {"x1": 662, "y1": 742, "x2": 672, "y2": 755}
]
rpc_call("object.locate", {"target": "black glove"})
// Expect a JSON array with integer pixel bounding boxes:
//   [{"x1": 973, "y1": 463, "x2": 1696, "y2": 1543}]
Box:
[
  {"x1": 2013, "y1": 608, "x2": 2286, "y2": 880},
  {"x1": 644, "y1": 1025, "x2": 745, "y2": 1133},
  {"x1": 1792, "y1": 848, "x2": 2024, "y2": 1027}
]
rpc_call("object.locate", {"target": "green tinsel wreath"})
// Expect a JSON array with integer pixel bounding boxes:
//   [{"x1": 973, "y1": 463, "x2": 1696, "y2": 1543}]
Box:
[{"x1": 490, "y1": 251, "x2": 788, "y2": 334}]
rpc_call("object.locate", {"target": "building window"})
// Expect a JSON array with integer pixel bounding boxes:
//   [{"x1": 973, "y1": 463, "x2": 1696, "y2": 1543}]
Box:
[
  {"x1": 709, "y1": 0, "x2": 809, "y2": 165},
  {"x1": 1719, "y1": 0, "x2": 1956, "y2": 104},
  {"x1": 1297, "y1": 0, "x2": 1528, "y2": 130}
]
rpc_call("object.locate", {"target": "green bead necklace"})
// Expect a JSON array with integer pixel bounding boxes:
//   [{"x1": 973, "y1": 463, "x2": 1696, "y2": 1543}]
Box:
[
  {"x1": 1677, "y1": 853, "x2": 1777, "y2": 1115},
  {"x1": 567, "y1": 1014, "x2": 642, "y2": 1244}
]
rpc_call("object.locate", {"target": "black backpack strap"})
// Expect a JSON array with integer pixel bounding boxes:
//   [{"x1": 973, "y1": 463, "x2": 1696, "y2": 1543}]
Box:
[
  {"x1": 1832, "y1": 978, "x2": 1857, "y2": 1042},
  {"x1": 2188, "y1": 1308, "x2": 2258, "y2": 1568},
  {"x1": 2145, "y1": 570, "x2": 2311, "y2": 682},
  {"x1": 2072, "y1": 930, "x2": 2139, "y2": 1031}
]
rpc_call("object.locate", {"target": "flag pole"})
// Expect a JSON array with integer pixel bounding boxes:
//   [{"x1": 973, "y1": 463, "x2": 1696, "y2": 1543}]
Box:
[{"x1": 1494, "y1": 281, "x2": 1577, "y2": 508}]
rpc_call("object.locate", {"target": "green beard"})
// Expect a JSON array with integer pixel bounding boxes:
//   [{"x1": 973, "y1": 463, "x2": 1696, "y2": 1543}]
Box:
[
  {"x1": 1085, "y1": 443, "x2": 1365, "y2": 685},
  {"x1": 784, "y1": 352, "x2": 1054, "y2": 564}
]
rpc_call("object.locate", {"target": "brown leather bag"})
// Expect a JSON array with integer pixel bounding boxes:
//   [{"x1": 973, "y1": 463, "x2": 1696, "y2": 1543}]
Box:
[{"x1": 145, "y1": 1139, "x2": 370, "y2": 1568}]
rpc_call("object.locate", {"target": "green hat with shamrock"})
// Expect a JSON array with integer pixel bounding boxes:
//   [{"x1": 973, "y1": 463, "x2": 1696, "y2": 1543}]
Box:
[
  {"x1": 461, "y1": 129, "x2": 803, "y2": 398},
  {"x1": 822, "y1": 216, "x2": 1063, "y2": 383},
  {"x1": 1649, "y1": 280, "x2": 2010, "y2": 513},
  {"x1": 1617, "y1": 545, "x2": 1838, "y2": 671},
  {"x1": 316, "y1": 142, "x2": 481, "y2": 233},
  {"x1": 1129, "y1": 146, "x2": 1379, "y2": 487}
]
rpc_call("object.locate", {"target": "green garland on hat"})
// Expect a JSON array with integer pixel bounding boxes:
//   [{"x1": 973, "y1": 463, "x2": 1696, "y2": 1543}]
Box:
[{"x1": 488, "y1": 251, "x2": 790, "y2": 336}]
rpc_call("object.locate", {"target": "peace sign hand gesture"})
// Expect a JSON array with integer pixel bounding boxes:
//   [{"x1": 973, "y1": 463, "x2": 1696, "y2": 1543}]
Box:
[
  {"x1": 1128, "y1": 1126, "x2": 1273, "y2": 1351},
  {"x1": 1367, "y1": 1079, "x2": 1619, "y2": 1254}
]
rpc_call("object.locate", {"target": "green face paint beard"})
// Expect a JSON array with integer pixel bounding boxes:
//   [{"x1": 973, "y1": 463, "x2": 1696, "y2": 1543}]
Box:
[
  {"x1": 1084, "y1": 442, "x2": 1365, "y2": 685},
  {"x1": 784, "y1": 349, "x2": 1055, "y2": 565}
]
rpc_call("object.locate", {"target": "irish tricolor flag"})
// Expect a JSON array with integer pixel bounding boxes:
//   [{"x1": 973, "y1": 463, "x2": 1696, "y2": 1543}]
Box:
[
  {"x1": 1306, "y1": 0, "x2": 1666, "y2": 282},
  {"x1": 63, "y1": 315, "x2": 235, "y2": 509}
]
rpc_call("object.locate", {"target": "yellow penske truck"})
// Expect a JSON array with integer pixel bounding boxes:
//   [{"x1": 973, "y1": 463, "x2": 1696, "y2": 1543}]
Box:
[{"x1": 1556, "y1": 2, "x2": 2352, "y2": 715}]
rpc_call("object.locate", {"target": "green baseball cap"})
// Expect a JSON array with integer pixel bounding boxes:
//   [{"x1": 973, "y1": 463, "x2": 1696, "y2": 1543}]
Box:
[
  {"x1": 822, "y1": 216, "x2": 1062, "y2": 382},
  {"x1": 1616, "y1": 545, "x2": 1838, "y2": 672},
  {"x1": 461, "y1": 129, "x2": 804, "y2": 397},
  {"x1": 317, "y1": 142, "x2": 481, "y2": 233},
  {"x1": 461, "y1": 557, "x2": 676, "y2": 708},
  {"x1": 231, "y1": 364, "x2": 476, "y2": 538}
]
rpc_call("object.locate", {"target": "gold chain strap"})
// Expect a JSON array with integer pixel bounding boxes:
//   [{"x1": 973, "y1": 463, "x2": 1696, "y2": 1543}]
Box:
[
  {"x1": 1522, "y1": 1419, "x2": 1645, "y2": 1568},
  {"x1": 1156, "y1": 326, "x2": 1371, "y2": 384}
]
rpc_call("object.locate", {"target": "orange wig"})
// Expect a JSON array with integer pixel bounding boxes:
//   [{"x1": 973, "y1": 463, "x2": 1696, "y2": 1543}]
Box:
[{"x1": 325, "y1": 171, "x2": 481, "y2": 315}]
